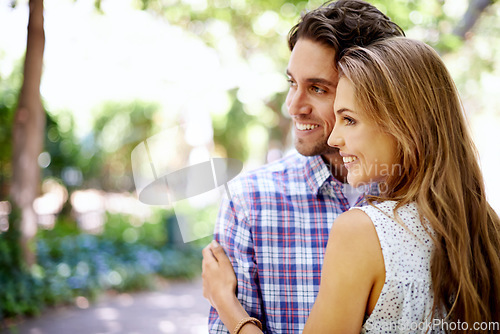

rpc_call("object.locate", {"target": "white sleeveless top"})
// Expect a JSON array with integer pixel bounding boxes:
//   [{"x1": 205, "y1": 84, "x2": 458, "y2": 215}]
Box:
[{"x1": 354, "y1": 201, "x2": 445, "y2": 333}]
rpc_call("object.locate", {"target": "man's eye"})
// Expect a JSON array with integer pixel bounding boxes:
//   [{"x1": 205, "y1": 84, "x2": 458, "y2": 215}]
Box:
[
  {"x1": 312, "y1": 86, "x2": 326, "y2": 94},
  {"x1": 287, "y1": 79, "x2": 297, "y2": 87}
]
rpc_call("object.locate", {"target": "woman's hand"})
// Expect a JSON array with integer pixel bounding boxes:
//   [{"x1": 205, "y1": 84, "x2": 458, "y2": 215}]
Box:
[
  {"x1": 202, "y1": 241, "x2": 262, "y2": 333},
  {"x1": 202, "y1": 240, "x2": 237, "y2": 310}
]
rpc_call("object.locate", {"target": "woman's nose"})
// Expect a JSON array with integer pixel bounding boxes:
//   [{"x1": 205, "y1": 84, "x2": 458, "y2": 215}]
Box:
[{"x1": 327, "y1": 126, "x2": 344, "y2": 148}]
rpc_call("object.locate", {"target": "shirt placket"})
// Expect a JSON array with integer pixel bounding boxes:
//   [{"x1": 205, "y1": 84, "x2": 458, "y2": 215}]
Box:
[{"x1": 329, "y1": 181, "x2": 351, "y2": 211}]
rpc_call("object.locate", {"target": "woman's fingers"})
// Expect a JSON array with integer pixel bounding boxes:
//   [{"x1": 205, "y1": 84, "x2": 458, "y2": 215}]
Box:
[
  {"x1": 202, "y1": 245, "x2": 217, "y2": 304},
  {"x1": 202, "y1": 244, "x2": 217, "y2": 263},
  {"x1": 202, "y1": 240, "x2": 229, "y2": 307},
  {"x1": 201, "y1": 240, "x2": 239, "y2": 309},
  {"x1": 210, "y1": 240, "x2": 232, "y2": 266}
]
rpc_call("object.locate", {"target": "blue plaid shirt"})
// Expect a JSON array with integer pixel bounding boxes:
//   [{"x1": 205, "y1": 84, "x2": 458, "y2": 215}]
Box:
[{"x1": 209, "y1": 152, "x2": 371, "y2": 333}]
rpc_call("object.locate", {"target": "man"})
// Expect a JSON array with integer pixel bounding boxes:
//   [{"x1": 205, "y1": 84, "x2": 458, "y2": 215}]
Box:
[{"x1": 209, "y1": 1, "x2": 404, "y2": 332}]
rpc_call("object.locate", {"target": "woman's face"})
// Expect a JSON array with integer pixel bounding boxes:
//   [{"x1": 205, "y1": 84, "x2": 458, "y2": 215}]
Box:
[{"x1": 327, "y1": 77, "x2": 398, "y2": 188}]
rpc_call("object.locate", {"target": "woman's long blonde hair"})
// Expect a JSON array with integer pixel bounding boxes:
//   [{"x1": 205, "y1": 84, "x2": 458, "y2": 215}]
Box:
[{"x1": 338, "y1": 37, "x2": 500, "y2": 330}]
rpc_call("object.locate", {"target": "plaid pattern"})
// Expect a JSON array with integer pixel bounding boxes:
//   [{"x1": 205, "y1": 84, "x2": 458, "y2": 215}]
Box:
[{"x1": 208, "y1": 152, "x2": 369, "y2": 333}]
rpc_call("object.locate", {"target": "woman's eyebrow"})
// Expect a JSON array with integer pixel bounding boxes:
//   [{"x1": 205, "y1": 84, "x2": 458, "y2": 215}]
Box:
[{"x1": 335, "y1": 107, "x2": 356, "y2": 115}]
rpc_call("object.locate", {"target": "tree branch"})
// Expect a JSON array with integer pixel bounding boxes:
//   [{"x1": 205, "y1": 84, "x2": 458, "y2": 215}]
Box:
[{"x1": 453, "y1": 0, "x2": 493, "y2": 39}]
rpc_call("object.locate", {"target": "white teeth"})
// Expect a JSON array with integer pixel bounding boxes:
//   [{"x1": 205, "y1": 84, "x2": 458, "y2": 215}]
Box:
[
  {"x1": 296, "y1": 123, "x2": 319, "y2": 130},
  {"x1": 343, "y1": 156, "x2": 358, "y2": 163}
]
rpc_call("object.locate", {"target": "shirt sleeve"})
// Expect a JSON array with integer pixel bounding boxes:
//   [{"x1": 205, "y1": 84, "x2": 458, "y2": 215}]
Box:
[{"x1": 208, "y1": 184, "x2": 265, "y2": 333}]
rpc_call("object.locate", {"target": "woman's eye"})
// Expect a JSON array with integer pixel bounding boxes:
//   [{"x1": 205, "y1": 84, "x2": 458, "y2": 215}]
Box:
[
  {"x1": 344, "y1": 116, "x2": 355, "y2": 125},
  {"x1": 287, "y1": 79, "x2": 296, "y2": 87}
]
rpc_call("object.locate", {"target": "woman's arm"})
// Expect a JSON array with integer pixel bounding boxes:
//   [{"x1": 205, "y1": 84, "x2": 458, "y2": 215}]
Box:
[
  {"x1": 303, "y1": 209, "x2": 385, "y2": 334},
  {"x1": 210, "y1": 193, "x2": 266, "y2": 333},
  {"x1": 202, "y1": 241, "x2": 263, "y2": 334},
  {"x1": 202, "y1": 208, "x2": 385, "y2": 334}
]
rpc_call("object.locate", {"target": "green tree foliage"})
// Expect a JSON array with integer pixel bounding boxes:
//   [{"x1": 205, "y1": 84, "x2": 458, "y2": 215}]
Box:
[
  {"x1": 137, "y1": 0, "x2": 491, "y2": 54},
  {"x1": 89, "y1": 100, "x2": 161, "y2": 191},
  {"x1": 133, "y1": 0, "x2": 499, "y2": 161},
  {"x1": 0, "y1": 209, "x2": 202, "y2": 321},
  {"x1": 0, "y1": 66, "x2": 21, "y2": 201},
  {"x1": 43, "y1": 112, "x2": 81, "y2": 181},
  {"x1": 212, "y1": 89, "x2": 255, "y2": 162},
  {"x1": 0, "y1": 208, "x2": 43, "y2": 319}
]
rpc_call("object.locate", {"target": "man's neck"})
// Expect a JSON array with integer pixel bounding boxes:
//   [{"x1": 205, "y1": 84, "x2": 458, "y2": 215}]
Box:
[{"x1": 321, "y1": 155, "x2": 348, "y2": 183}]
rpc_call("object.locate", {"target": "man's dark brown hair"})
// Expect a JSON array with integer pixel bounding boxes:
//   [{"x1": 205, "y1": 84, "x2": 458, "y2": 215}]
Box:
[{"x1": 288, "y1": 0, "x2": 405, "y2": 63}]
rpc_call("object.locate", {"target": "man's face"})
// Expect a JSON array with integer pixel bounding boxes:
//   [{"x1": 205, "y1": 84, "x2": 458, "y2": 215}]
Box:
[{"x1": 286, "y1": 39, "x2": 345, "y2": 176}]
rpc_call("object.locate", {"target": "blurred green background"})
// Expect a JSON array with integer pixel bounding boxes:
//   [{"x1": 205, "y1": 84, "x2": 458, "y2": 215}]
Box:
[{"x1": 0, "y1": 0, "x2": 499, "y2": 323}]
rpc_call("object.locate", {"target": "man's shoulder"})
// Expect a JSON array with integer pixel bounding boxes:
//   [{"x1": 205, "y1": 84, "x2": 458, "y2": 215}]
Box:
[
  {"x1": 224, "y1": 152, "x2": 312, "y2": 198},
  {"x1": 255, "y1": 151, "x2": 309, "y2": 171},
  {"x1": 234, "y1": 151, "x2": 312, "y2": 183}
]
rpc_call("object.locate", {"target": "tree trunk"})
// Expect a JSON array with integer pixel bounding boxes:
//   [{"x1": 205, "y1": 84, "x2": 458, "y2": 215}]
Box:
[{"x1": 11, "y1": 0, "x2": 45, "y2": 267}]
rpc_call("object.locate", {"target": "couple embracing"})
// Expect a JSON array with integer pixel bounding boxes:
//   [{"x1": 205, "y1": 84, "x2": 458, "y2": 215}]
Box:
[{"x1": 202, "y1": 1, "x2": 500, "y2": 333}]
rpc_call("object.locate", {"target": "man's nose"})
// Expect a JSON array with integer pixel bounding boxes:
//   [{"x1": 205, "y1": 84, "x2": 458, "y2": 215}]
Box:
[{"x1": 286, "y1": 88, "x2": 311, "y2": 116}]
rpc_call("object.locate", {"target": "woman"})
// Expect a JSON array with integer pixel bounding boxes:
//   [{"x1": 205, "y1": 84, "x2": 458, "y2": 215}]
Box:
[{"x1": 202, "y1": 37, "x2": 500, "y2": 333}]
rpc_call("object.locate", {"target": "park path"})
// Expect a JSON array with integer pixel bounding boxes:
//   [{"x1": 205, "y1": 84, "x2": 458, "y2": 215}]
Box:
[{"x1": 1, "y1": 279, "x2": 211, "y2": 334}]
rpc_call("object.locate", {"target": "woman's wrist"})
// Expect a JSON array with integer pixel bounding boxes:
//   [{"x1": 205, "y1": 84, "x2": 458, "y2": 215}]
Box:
[
  {"x1": 214, "y1": 293, "x2": 261, "y2": 333},
  {"x1": 213, "y1": 290, "x2": 240, "y2": 313}
]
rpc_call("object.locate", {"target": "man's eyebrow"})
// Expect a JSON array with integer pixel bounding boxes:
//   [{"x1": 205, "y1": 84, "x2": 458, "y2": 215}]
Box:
[
  {"x1": 286, "y1": 69, "x2": 337, "y2": 87},
  {"x1": 308, "y1": 77, "x2": 336, "y2": 87}
]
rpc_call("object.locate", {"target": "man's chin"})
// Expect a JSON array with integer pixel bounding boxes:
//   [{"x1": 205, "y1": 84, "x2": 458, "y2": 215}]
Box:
[{"x1": 294, "y1": 142, "x2": 339, "y2": 157}]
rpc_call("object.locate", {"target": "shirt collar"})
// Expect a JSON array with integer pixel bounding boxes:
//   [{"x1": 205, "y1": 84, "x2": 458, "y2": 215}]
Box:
[
  {"x1": 303, "y1": 155, "x2": 334, "y2": 194},
  {"x1": 302, "y1": 154, "x2": 379, "y2": 199}
]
